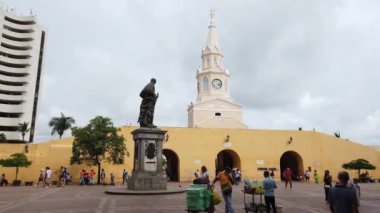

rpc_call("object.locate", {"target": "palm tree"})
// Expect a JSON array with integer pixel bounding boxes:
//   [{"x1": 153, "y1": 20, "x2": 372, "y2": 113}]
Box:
[
  {"x1": 49, "y1": 113, "x2": 75, "y2": 139},
  {"x1": 18, "y1": 122, "x2": 30, "y2": 142}
]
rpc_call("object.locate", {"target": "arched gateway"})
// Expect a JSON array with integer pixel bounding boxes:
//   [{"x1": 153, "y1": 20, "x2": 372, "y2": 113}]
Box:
[
  {"x1": 215, "y1": 149, "x2": 241, "y2": 175},
  {"x1": 280, "y1": 151, "x2": 304, "y2": 181},
  {"x1": 162, "y1": 149, "x2": 179, "y2": 182}
]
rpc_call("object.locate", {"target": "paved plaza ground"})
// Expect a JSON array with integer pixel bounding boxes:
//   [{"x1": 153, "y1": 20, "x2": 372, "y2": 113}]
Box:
[{"x1": 0, "y1": 182, "x2": 380, "y2": 212}]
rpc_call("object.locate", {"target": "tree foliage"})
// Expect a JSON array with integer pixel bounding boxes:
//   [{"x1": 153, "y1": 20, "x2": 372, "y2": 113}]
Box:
[
  {"x1": 0, "y1": 153, "x2": 32, "y2": 180},
  {"x1": 49, "y1": 113, "x2": 75, "y2": 139},
  {"x1": 0, "y1": 133, "x2": 6, "y2": 141},
  {"x1": 342, "y1": 158, "x2": 376, "y2": 178},
  {"x1": 334, "y1": 132, "x2": 340, "y2": 138},
  {"x1": 70, "y1": 116, "x2": 127, "y2": 184},
  {"x1": 18, "y1": 122, "x2": 30, "y2": 142}
]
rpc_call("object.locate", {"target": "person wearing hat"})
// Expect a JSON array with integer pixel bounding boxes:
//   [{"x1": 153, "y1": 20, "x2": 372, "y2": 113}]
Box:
[{"x1": 211, "y1": 166, "x2": 235, "y2": 213}]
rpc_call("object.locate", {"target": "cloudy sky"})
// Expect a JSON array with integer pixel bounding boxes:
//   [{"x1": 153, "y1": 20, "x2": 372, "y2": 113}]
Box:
[{"x1": 5, "y1": 0, "x2": 380, "y2": 145}]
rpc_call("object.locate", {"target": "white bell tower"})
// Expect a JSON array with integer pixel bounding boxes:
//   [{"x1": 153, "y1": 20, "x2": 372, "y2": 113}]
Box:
[{"x1": 187, "y1": 10, "x2": 247, "y2": 129}]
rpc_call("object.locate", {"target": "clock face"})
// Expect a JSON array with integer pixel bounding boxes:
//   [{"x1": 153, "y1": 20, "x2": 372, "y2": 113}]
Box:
[{"x1": 212, "y1": 79, "x2": 222, "y2": 89}]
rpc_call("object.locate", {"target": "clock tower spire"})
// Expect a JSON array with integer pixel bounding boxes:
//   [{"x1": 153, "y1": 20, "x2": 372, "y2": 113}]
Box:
[
  {"x1": 187, "y1": 10, "x2": 247, "y2": 129},
  {"x1": 197, "y1": 10, "x2": 231, "y2": 102}
]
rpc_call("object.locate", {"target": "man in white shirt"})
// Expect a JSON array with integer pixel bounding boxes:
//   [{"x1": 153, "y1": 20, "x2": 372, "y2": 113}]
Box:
[{"x1": 45, "y1": 167, "x2": 52, "y2": 187}]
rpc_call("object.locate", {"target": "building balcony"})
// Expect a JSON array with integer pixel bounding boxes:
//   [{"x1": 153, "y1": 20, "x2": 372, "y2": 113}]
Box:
[
  {"x1": 0, "y1": 75, "x2": 27, "y2": 84},
  {"x1": 0, "y1": 117, "x2": 21, "y2": 126},
  {"x1": 2, "y1": 28, "x2": 34, "y2": 41},
  {"x1": 0, "y1": 130, "x2": 20, "y2": 141},
  {"x1": 4, "y1": 13, "x2": 35, "y2": 24},
  {"x1": 0, "y1": 93, "x2": 25, "y2": 101},
  {"x1": 1, "y1": 37, "x2": 33, "y2": 50},
  {"x1": 0, "y1": 131, "x2": 21, "y2": 140},
  {"x1": 0, "y1": 55, "x2": 30, "y2": 66},
  {"x1": 4, "y1": 20, "x2": 35, "y2": 33},
  {"x1": 0, "y1": 64, "x2": 29, "y2": 75},
  {"x1": 0, "y1": 84, "x2": 25, "y2": 93},
  {"x1": 0, "y1": 46, "x2": 31, "y2": 57},
  {"x1": 0, "y1": 103, "x2": 23, "y2": 113}
]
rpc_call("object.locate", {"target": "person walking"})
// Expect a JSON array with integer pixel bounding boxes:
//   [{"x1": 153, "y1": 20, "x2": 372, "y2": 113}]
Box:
[
  {"x1": 299, "y1": 170, "x2": 304, "y2": 182},
  {"x1": 314, "y1": 170, "x2": 320, "y2": 184},
  {"x1": 122, "y1": 169, "x2": 128, "y2": 184},
  {"x1": 100, "y1": 168, "x2": 106, "y2": 185},
  {"x1": 110, "y1": 173, "x2": 115, "y2": 185},
  {"x1": 58, "y1": 166, "x2": 65, "y2": 187},
  {"x1": 79, "y1": 169, "x2": 85, "y2": 185},
  {"x1": 283, "y1": 168, "x2": 292, "y2": 189},
  {"x1": 89, "y1": 169, "x2": 96, "y2": 185},
  {"x1": 347, "y1": 179, "x2": 361, "y2": 206},
  {"x1": 328, "y1": 171, "x2": 359, "y2": 213},
  {"x1": 36, "y1": 169, "x2": 44, "y2": 186},
  {"x1": 305, "y1": 170, "x2": 311, "y2": 183},
  {"x1": 235, "y1": 169, "x2": 241, "y2": 186},
  {"x1": 263, "y1": 170, "x2": 277, "y2": 213},
  {"x1": 211, "y1": 166, "x2": 235, "y2": 213},
  {"x1": 323, "y1": 170, "x2": 332, "y2": 202},
  {"x1": 45, "y1": 167, "x2": 52, "y2": 187}
]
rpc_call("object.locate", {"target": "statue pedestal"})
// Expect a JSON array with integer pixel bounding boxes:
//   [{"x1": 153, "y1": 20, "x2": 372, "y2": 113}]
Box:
[{"x1": 128, "y1": 127, "x2": 167, "y2": 190}]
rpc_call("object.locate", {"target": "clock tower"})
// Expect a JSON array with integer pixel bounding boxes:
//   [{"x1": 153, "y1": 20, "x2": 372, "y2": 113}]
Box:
[{"x1": 187, "y1": 10, "x2": 247, "y2": 129}]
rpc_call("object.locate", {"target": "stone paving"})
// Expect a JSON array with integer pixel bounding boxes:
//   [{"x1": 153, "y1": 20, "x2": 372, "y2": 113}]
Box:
[{"x1": 0, "y1": 182, "x2": 379, "y2": 212}]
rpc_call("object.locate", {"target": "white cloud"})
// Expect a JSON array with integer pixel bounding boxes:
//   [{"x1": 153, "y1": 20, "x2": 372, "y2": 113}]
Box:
[{"x1": 5, "y1": 0, "x2": 380, "y2": 145}]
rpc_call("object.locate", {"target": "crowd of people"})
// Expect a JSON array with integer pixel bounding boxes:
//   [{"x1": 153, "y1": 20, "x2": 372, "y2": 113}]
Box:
[
  {"x1": 190, "y1": 165, "x2": 367, "y2": 213},
  {"x1": 0, "y1": 167, "x2": 130, "y2": 187},
  {"x1": 0, "y1": 164, "x2": 372, "y2": 212},
  {"x1": 79, "y1": 168, "x2": 128, "y2": 186}
]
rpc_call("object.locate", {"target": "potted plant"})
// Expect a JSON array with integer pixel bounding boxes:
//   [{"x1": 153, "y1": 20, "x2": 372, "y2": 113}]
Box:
[{"x1": 0, "y1": 153, "x2": 32, "y2": 186}]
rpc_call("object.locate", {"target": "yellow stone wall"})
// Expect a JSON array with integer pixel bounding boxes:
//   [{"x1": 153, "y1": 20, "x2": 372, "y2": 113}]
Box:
[{"x1": 1, "y1": 126, "x2": 379, "y2": 184}]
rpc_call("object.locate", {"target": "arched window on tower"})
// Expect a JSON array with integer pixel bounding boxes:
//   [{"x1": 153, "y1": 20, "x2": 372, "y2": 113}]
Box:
[
  {"x1": 207, "y1": 58, "x2": 211, "y2": 67},
  {"x1": 203, "y1": 77, "x2": 209, "y2": 91},
  {"x1": 214, "y1": 57, "x2": 218, "y2": 66}
]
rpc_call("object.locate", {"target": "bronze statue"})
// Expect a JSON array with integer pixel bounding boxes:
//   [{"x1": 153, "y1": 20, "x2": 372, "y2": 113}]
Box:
[{"x1": 138, "y1": 78, "x2": 159, "y2": 128}]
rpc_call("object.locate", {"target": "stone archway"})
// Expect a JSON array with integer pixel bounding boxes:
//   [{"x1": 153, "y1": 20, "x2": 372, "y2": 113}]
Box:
[
  {"x1": 215, "y1": 149, "x2": 241, "y2": 175},
  {"x1": 280, "y1": 151, "x2": 304, "y2": 181},
  {"x1": 162, "y1": 149, "x2": 179, "y2": 182}
]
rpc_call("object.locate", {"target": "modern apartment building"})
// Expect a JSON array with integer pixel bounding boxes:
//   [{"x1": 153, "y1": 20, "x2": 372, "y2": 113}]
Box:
[{"x1": 0, "y1": 9, "x2": 45, "y2": 142}]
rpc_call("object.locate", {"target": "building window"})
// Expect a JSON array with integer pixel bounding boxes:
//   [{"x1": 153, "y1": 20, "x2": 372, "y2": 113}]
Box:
[
  {"x1": 215, "y1": 112, "x2": 221, "y2": 116},
  {"x1": 203, "y1": 77, "x2": 208, "y2": 91},
  {"x1": 207, "y1": 58, "x2": 211, "y2": 67}
]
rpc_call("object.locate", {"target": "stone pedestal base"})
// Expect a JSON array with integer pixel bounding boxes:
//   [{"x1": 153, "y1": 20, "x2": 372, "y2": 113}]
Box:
[
  {"x1": 127, "y1": 127, "x2": 167, "y2": 191},
  {"x1": 128, "y1": 172, "x2": 167, "y2": 190}
]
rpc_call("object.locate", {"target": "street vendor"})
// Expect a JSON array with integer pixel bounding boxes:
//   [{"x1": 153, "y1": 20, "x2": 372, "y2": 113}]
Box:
[{"x1": 211, "y1": 166, "x2": 235, "y2": 213}]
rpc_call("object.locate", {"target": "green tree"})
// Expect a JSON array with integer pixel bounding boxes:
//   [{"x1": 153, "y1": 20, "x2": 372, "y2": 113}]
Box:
[
  {"x1": 0, "y1": 133, "x2": 6, "y2": 141},
  {"x1": 18, "y1": 122, "x2": 30, "y2": 142},
  {"x1": 342, "y1": 159, "x2": 376, "y2": 179},
  {"x1": 70, "y1": 116, "x2": 127, "y2": 184},
  {"x1": 49, "y1": 113, "x2": 75, "y2": 139},
  {"x1": 0, "y1": 153, "x2": 32, "y2": 180}
]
